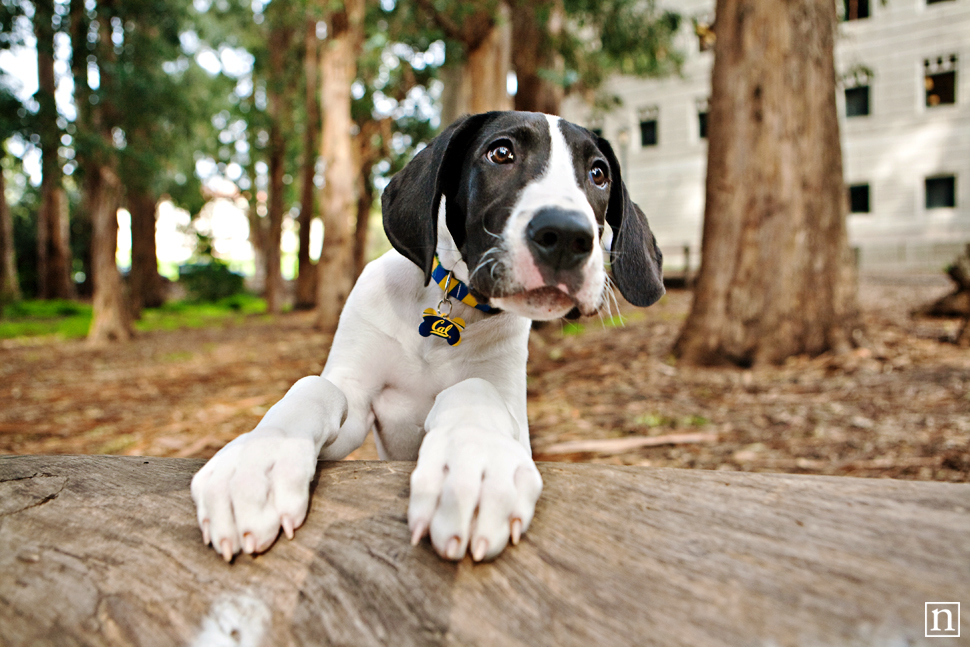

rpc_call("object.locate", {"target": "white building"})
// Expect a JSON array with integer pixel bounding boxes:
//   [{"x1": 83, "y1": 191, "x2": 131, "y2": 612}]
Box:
[{"x1": 561, "y1": 0, "x2": 970, "y2": 274}]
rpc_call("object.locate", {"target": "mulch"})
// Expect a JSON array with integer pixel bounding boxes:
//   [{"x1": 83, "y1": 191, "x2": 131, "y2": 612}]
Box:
[{"x1": 1, "y1": 275, "x2": 967, "y2": 482}]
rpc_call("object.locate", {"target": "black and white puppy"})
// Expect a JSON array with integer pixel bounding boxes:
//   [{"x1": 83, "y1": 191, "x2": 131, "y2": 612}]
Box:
[{"x1": 191, "y1": 111, "x2": 664, "y2": 563}]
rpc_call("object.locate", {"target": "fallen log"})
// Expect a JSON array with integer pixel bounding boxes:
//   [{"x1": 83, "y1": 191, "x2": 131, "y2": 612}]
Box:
[
  {"x1": 1, "y1": 455, "x2": 968, "y2": 647},
  {"x1": 916, "y1": 243, "x2": 970, "y2": 345}
]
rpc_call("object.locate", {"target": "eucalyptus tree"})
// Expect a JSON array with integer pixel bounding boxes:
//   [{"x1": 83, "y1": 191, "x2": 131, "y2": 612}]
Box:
[
  {"x1": 673, "y1": 0, "x2": 859, "y2": 365},
  {"x1": 314, "y1": 0, "x2": 365, "y2": 330},
  {"x1": 33, "y1": 0, "x2": 73, "y2": 299},
  {"x1": 113, "y1": 0, "x2": 214, "y2": 316},
  {"x1": 0, "y1": 84, "x2": 21, "y2": 304},
  {"x1": 0, "y1": 0, "x2": 25, "y2": 303},
  {"x1": 402, "y1": 0, "x2": 683, "y2": 121},
  {"x1": 74, "y1": 0, "x2": 228, "y2": 340}
]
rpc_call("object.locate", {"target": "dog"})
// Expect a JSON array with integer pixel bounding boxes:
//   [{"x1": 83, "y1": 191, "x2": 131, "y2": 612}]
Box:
[{"x1": 191, "y1": 111, "x2": 664, "y2": 563}]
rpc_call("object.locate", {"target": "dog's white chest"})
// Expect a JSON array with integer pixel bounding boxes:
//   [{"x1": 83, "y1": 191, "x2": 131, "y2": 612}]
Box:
[{"x1": 369, "y1": 323, "x2": 509, "y2": 460}]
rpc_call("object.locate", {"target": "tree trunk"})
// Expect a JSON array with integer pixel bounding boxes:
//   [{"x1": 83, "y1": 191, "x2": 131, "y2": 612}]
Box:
[
  {"x1": 295, "y1": 17, "x2": 320, "y2": 310},
  {"x1": 466, "y1": 4, "x2": 513, "y2": 115},
  {"x1": 350, "y1": 118, "x2": 389, "y2": 279},
  {"x1": 264, "y1": 17, "x2": 295, "y2": 315},
  {"x1": 436, "y1": 2, "x2": 512, "y2": 125},
  {"x1": 264, "y1": 122, "x2": 286, "y2": 314},
  {"x1": 316, "y1": 0, "x2": 364, "y2": 331},
  {"x1": 511, "y1": 0, "x2": 564, "y2": 115},
  {"x1": 0, "y1": 160, "x2": 20, "y2": 303},
  {"x1": 34, "y1": 0, "x2": 74, "y2": 300},
  {"x1": 3, "y1": 456, "x2": 970, "y2": 647},
  {"x1": 353, "y1": 161, "x2": 375, "y2": 279},
  {"x1": 68, "y1": 0, "x2": 92, "y2": 299},
  {"x1": 86, "y1": 1, "x2": 130, "y2": 344},
  {"x1": 673, "y1": 0, "x2": 859, "y2": 367},
  {"x1": 244, "y1": 140, "x2": 267, "y2": 295},
  {"x1": 128, "y1": 189, "x2": 164, "y2": 317},
  {"x1": 87, "y1": 166, "x2": 131, "y2": 344}
]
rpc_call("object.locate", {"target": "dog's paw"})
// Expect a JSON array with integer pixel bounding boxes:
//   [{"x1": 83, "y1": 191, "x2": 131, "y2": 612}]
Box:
[
  {"x1": 407, "y1": 429, "x2": 542, "y2": 562},
  {"x1": 190, "y1": 431, "x2": 316, "y2": 562}
]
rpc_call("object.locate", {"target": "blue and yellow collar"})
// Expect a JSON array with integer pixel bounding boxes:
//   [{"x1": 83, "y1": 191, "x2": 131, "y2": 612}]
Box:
[{"x1": 431, "y1": 257, "x2": 500, "y2": 315}]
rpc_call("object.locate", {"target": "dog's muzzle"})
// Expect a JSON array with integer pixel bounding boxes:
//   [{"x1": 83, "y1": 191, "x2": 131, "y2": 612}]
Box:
[{"x1": 525, "y1": 208, "x2": 594, "y2": 273}]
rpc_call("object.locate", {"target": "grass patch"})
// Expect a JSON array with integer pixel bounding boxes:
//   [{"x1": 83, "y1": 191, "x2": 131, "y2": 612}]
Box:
[
  {"x1": 558, "y1": 312, "x2": 644, "y2": 337},
  {"x1": 0, "y1": 300, "x2": 93, "y2": 340},
  {"x1": 0, "y1": 294, "x2": 269, "y2": 340},
  {"x1": 136, "y1": 294, "x2": 267, "y2": 333}
]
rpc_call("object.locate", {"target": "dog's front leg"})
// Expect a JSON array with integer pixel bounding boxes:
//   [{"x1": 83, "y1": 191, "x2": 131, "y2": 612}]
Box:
[
  {"x1": 408, "y1": 378, "x2": 543, "y2": 562},
  {"x1": 190, "y1": 376, "x2": 354, "y2": 561}
]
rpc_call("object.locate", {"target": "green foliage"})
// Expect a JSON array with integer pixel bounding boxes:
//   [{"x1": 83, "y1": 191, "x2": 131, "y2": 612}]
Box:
[
  {"x1": 178, "y1": 260, "x2": 246, "y2": 302},
  {"x1": 559, "y1": 0, "x2": 683, "y2": 100}
]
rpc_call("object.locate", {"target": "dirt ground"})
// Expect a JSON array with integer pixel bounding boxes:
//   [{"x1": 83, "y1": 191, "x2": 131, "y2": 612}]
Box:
[{"x1": 1, "y1": 275, "x2": 968, "y2": 482}]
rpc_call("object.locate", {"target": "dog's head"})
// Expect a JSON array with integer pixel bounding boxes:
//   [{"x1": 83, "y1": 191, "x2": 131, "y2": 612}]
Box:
[{"x1": 381, "y1": 111, "x2": 664, "y2": 320}]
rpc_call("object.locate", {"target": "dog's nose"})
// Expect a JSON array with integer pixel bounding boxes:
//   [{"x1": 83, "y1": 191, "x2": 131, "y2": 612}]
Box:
[{"x1": 526, "y1": 208, "x2": 595, "y2": 272}]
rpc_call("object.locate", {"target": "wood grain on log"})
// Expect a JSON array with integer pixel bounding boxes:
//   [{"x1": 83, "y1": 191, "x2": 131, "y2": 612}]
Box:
[{"x1": 1, "y1": 456, "x2": 968, "y2": 647}]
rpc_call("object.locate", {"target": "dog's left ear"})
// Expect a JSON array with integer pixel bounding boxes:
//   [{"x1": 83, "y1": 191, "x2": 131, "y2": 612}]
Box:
[
  {"x1": 596, "y1": 136, "x2": 665, "y2": 307},
  {"x1": 382, "y1": 113, "x2": 494, "y2": 284}
]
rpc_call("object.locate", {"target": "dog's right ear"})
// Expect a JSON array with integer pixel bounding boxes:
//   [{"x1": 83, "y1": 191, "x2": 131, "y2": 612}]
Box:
[{"x1": 382, "y1": 113, "x2": 493, "y2": 284}]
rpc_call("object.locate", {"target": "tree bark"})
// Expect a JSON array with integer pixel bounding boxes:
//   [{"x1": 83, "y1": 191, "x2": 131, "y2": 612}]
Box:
[
  {"x1": 264, "y1": 16, "x2": 296, "y2": 315},
  {"x1": 351, "y1": 118, "x2": 390, "y2": 278},
  {"x1": 465, "y1": 2, "x2": 513, "y2": 115},
  {"x1": 353, "y1": 160, "x2": 375, "y2": 279},
  {"x1": 2, "y1": 456, "x2": 970, "y2": 647},
  {"x1": 86, "y1": 1, "x2": 131, "y2": 344},
  {"x1": 34, "y1": 0, "x2": 74, "y2": 300},
  {"x1": 68, "y1": 0, "x2": 93, "y2": 299},
  {"x1": 316, "y1": 0, "x2": 364, "y2": 331},
  {"x1": 128, "y1": 189, "x2": 164, "y2": 317},
  {"x1": 87, "y1": 166, "x2": 131, "y2": 344},
  {"x1": 295, "y1": 17, "x2": 320, "y2": 310},
  {"x1": 244, "y1": 119, "x2": 267, "y2": 294},
  {"x1": 673, "y1": 0, "x2": 859, "y2": 367},
  {"x1": 511, "y1": 0, "x2": 564, "y2": 114},
  {"x1": 0, "y1": 160, "x2": 20, "y2": 303},
  {"x1": 426, "y1": 1, "x2": 512, "y2": 125}
]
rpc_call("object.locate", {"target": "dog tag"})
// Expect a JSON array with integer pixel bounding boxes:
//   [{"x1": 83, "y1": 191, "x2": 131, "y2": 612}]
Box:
[{"x1": 419, "y1": 308, "x2": 465, "y2": 346}]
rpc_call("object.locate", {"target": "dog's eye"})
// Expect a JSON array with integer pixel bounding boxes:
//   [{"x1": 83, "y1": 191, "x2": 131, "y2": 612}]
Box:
[
  {"x1": 486, "y1": 142, "x2": 515, "y2": 165},
  {"x1": 589, "y1": 163, "x2": 609, "y2": 188}
]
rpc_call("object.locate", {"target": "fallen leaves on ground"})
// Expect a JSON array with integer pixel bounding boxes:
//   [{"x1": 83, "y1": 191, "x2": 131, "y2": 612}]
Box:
[{"x1": 0, "y1": 276, "x2": 967, "y2": 482}]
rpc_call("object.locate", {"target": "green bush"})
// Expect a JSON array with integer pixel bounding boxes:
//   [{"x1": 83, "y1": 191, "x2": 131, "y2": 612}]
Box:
[{"x1": 178, "y1": 261, "x2": 246, "y2": 302}]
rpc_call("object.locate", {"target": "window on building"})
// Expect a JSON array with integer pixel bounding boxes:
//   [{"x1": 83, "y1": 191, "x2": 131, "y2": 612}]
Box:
[
  {"x1": 848, "y1": 184, "x2": 870, "y2": 213},
  {"x1": 925, "y1": 55, "x2": 958, "y2": 107},
  {"x1": 926, "y1": 176, "x2": 956, "y2": 208},
  {"x1": 639, "y1": 120, "x2": 657, "y2": 147},
  {"x1": 844, "y1": 0, "x2": 870, "y2": 20},
  {"x1": 927, "y1": 0, "x2": 955, "y2": 5},
  {"x1": 845, "y1": 86, "x2": 870, "y2": 117},
  {"x1": 696, "y1": 98, "x2": 709, "y2": 139},
  {"x1": 638, "y1": 106, "x2": 659, "y2": 147}
]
